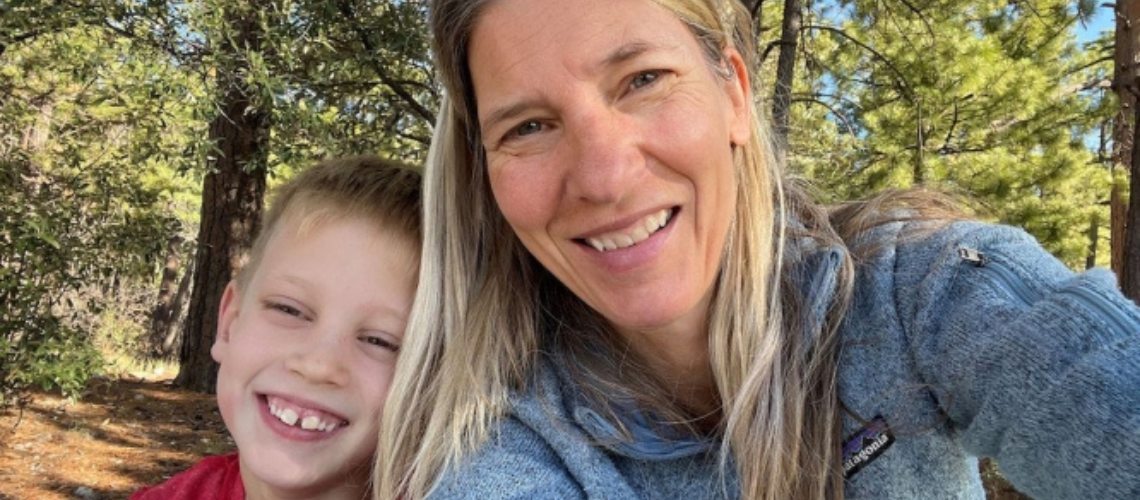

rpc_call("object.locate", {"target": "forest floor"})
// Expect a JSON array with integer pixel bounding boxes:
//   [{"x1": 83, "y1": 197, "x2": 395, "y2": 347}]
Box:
[
  {"x1": 0, "y1": 369, "x2": 231, "y2": 500},
  {"x1": 0, "y1": 370, "x2": 1033, "y2": 500}
]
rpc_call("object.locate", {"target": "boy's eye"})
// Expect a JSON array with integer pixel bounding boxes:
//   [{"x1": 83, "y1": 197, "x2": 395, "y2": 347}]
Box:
[
  {"x1": 362, "y1": 335, "x2": 400, "y2": 353},
  {"x1": 267, "y1": 301, "x2": 306, "y2": 320}
]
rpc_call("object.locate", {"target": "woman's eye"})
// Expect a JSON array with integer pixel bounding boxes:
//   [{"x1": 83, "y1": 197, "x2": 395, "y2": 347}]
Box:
[
  {"x1": 630, "y1": 71, "x2": 661, "y2": 90},
  {"x1": 513, "y1": 120, "x2": 542, "y2": 138},
  {"x1": 362, "y1": 335, "x2": 400, "y2": 353}
]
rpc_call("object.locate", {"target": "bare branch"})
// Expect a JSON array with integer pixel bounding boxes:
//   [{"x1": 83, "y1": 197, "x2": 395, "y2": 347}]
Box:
[
  {"x1": 941, "y1": 99, "x2": 960, "y2": 153},
  {"x1": 1067, "y1": 55, "x2": 1115, "y2": 77},
  {"x1": 790, "y1": 95, "x2": 859, "y2": 137},
  {"x1": 336, "y1": 0, "x2": 436, "y2": 126},
  {"x1": 760, "y1": 41, "x2": 783, "y2": 66},
  {"x1": 889, "y1": 0, "x2": 936, "y2": 40},
  {"x1": 803, "y1": 24, "x2": 914, "y2": 101}
]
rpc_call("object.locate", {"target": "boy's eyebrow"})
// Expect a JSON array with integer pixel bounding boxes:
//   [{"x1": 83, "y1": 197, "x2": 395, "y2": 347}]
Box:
[
  {"x1": 275, "y1": 274, "x2": 311, "y2": 288},
  {"x1": 479, "y1": 39, "x2": 662, "y2": 137},
  {"x1": 269, "y1": 273, "x2": 412, "y2": 322}
]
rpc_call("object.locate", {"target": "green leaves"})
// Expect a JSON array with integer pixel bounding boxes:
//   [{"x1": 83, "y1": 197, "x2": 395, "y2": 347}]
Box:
[
  {"x1": 768, "y1": 0, "x2": 1112, "y2": 268},
  {"x1": 1, "y1": 0, "x2": 439, "y2": 402}
]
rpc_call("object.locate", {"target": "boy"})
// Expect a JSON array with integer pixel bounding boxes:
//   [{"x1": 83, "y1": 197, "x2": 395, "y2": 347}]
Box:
[{"x1": 132, "y1": 155, "x2": 422, "y2": 500}]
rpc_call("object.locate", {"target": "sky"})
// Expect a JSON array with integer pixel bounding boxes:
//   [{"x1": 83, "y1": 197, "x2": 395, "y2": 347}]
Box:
[{"x1": 1077, "y1": 4, "x2": 1113, "y2": 45}]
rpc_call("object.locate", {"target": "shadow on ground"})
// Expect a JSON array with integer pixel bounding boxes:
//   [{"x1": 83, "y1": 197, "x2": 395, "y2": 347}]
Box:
[{"x1": 1, "y1": 376, "x2": 231, "y2": 500}]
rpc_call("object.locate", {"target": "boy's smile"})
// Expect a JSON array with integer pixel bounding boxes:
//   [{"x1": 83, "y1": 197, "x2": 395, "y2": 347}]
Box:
[
  {"x1": 211, "y1": 214, "x2": 418, "y2": 499},
  {"x1": 264, "y1": 394, "x2": 347, "y2": 433}
]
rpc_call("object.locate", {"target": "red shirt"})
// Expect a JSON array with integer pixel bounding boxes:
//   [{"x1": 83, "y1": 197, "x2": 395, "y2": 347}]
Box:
[{"x1": 131, "y1": 453, "x2": 244, "y2": 500}]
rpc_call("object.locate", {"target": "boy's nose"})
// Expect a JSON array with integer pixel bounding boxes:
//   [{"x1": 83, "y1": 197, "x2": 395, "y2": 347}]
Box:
[{"x1": 285, "y1": 337, "x2": 351, "y2": 386}]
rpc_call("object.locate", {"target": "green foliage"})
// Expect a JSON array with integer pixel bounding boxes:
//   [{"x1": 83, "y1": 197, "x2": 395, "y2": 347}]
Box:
[
  {"x1": 2, "y1": 0, "x2": 438, "y2": 399},
  {"x1": 0, "y1": 23, "x2": 199, "y2": 403},
  {"x1": 4, "y1": 318, "x2": 105, "y2": 400},
  {"x1": 0, "y1": 0, "x2": 1119, "y2": 402},
  {"x1": 764, "y1": 0, "x2": 1114, "y2": 268}
]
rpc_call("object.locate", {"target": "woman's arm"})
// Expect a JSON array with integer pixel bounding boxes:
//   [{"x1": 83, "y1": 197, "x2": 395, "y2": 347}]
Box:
[{"x1": 895, "y1": 222, "x2": 1140, "y2": 499}]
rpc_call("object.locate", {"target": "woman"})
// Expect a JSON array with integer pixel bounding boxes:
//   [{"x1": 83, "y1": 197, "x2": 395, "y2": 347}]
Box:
[{"x1": 378, "y1": 0, "x2": 1140, "y2": 498}]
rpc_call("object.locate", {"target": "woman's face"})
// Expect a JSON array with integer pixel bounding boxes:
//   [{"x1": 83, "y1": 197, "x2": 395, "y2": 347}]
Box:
[{"x1": 469, "y1": 0, "x2": 751, "y2": 341}]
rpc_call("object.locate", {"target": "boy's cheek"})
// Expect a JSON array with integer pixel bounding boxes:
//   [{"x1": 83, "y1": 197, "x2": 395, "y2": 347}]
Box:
[
  {"x1": 213, "y1": 370, "x2": 241, "y2": 432},
  {"x1": 210, "y1": 340, "x2": 228, "y2": 364}
]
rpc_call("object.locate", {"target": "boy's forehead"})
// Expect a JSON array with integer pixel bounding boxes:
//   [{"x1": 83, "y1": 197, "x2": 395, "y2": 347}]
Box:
[
  {"x1": 252, "y1": 214, "x2": 420, "y2": 285},
  {"x1": 279, "y1": 204, "x2": 418, "y2": 246}
]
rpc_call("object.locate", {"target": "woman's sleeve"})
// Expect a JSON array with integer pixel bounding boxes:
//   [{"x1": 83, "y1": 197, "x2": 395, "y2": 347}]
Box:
[
  {"x1": 428, "y1": 416, "x2": 586, "y2": 500},
  {"x1": 894, "y1": 221, "x2": 1140, "y2": 499}
]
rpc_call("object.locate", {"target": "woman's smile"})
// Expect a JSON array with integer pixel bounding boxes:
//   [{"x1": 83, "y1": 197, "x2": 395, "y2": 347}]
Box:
[{"x1": 579, "y1": 207, "x2": 674, "y2": 252}]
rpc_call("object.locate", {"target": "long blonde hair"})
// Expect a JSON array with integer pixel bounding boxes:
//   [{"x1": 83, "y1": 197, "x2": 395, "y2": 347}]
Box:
[{"x1": 377, "y1": 1, "x2": 858, "y2": 499}]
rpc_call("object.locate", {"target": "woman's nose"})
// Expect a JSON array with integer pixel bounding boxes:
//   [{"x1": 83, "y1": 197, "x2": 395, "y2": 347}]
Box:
[{"x1": 565, "y1": 107, "x2": 642, "y2": 204}]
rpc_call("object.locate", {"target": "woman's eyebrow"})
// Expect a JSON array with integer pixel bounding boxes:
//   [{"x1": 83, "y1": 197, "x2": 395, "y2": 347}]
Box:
[
  {"x1": 598, "y1": 41, "x2": 655, "y2": 69},
  {"x1": 479, "y1": 41, "x2": 666, "y2": 136},
  {"x1": 481, "y1": 99, "x2": 538, "y2": 137}
]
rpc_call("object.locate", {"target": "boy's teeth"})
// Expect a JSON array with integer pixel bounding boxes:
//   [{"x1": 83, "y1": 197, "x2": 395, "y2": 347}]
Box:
[
  {"x1": 279, "y1": 408, "x2": 299, "y2": 426},
  {"x1": 268, "y1": 398, "x2": 344, "y2": 432},
  {"x1": 585, "y1": 208, "x2": 672, "y2": 252},
  {"x1": 301, "y1": 416, "x2": 321, "y2": 430}
]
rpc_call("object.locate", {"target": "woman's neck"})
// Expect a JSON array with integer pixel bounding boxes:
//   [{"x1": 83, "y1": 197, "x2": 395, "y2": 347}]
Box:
[{"x1": 618, "y1": 293, "x2": 720, "y2": 418}]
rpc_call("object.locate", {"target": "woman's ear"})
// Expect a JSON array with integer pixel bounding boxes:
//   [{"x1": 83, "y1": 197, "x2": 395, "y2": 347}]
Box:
[
  {"x1": 211, "y1": 280, "x2": 241, "y2": 364},
  {"x1": 721, "y1": 46, "x2": 753, "y2": 146}
]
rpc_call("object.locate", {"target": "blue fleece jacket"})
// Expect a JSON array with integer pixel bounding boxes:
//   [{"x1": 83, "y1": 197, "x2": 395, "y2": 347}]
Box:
[{"x1": 430, "y1": 222, "x2": 1140, "y2": 500}]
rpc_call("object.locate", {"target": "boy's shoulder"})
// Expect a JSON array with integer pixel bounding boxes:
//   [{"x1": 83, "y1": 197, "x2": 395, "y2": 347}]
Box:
[{"x1": 130, "y1": 453, "x2": 244, "y2": 500}]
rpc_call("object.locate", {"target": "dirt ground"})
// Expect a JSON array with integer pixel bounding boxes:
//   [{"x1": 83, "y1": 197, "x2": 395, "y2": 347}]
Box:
[
  {"x1": 0, "y1": 373, "x2": 1033, "y2": 500},
  {"x1": 0, "y1": 373, "x2": 232, "y2": 500}
]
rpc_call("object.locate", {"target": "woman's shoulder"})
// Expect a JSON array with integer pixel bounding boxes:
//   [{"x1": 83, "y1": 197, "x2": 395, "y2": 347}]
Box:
[
  {"x1": 430, "y1": 413, "x2": 585, "y2": 500},
  {"x1": 847, "y1": 218, "x2": 1085, "y2": 290},
  {"x1": 432, "y1": 359, "x2": 703, "y2": 499},
  {"x1": 428, "y1": 362, "x2": 597, "y2": 500}
]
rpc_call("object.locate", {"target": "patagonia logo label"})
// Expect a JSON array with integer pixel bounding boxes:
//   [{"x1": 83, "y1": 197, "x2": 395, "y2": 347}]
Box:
[{"x1": 842, "y1": 415, "x2": 895, "y2": 479}]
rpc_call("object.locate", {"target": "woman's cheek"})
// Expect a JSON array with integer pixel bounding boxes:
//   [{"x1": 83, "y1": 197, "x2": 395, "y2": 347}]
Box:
[{"x1": 489, "y1": 157, "x2": 558, "y2": 230}]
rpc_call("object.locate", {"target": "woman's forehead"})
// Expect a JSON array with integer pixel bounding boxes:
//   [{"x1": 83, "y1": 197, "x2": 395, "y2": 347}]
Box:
[
  {"x1": 467, "y1": 0, "x2": 696, "y2": 103},
  {"x1": 468, "y1": 0, "x2": 688, "y2": 70}
]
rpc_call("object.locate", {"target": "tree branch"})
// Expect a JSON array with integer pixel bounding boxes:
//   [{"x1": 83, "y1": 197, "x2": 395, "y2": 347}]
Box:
[
  {"x1": 803, "y1": 24, "x2": 914, "y2": 101},
  {"x1": 1066, "y1": 55, "x2": 1115, "y2": 77},
  {"x1": 790, "y1": 95, "x2": 859, "y2": 137},
  {"x1": 336, "y1": 0, "x2": 435, "y2": 126},
  {"x1": 889, "y1": 0, "x2": 936, "y2": 40},
  {"x1": 941, "y1": 98, "x2": 961, "y2": 152}
]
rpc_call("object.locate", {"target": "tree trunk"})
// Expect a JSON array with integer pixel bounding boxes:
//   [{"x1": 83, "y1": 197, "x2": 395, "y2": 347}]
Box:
[
  {"x1": 1087, "y1": 212, "x2": 1099, "y2": 271},
  {"x1": 771, "y1": 0, "x2": 803, "y2": 162},
  {"x1": 1126, "y1": 102, "x2": 1140, "y2": 300},
  {"x1": 1117, "y1": 0, "x2": 1140, "y2": 301},
  {"x1": 746, "y1": 0, "x2": 766, "y2": 50},
  {"x1": 1112, "y1": 182, "x2": 1126, "y2": 277},
  {"x1": 148, "y1": 234, "x2": 183, "y2": 356},
  {"x1": 175, "y1": 12, "x2": 269, "y2": 393},
  {"x1": 161, "y1": 257, "x2": 195, "y2": 357}
]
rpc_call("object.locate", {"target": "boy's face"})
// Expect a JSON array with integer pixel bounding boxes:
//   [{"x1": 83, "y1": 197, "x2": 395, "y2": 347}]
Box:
[{"x1": 211, "y1": 215, "x2": 418, "y2": 499}]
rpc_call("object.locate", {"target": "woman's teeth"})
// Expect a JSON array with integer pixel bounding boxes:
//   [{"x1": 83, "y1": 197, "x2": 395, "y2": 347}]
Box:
[
  {"x1": 269, "y1": 401, "x2": 342, "y2": 432},
  {"x1": 585, "y1": 208, "x2": 672, "y2": 252}
]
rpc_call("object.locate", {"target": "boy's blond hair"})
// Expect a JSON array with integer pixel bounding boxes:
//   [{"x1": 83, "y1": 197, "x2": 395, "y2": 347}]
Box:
[{"x1": 236, "y1": 155, "x2": 423, "y2": 290}]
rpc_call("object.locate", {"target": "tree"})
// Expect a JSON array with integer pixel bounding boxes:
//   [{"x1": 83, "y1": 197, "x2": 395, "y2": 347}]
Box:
[
  {"x1": 173, "y1": 0, "x2": 437, "y2": 391},
  {"x1": 1116, "y1": 0, "x2": 1140, "y2": 301},
  {"x1": 784, "y1": 0, "x2": 1109, "y2": 267},
  {"x1": 771, "y1": 0, "x2": 803, "y2": 158},
  {"x1": 175, "y1": 2, "x2": 270, "y2": 392},
  {"x1": 147, "y1": 232, "x2": 185, "y2": 356},
  {"x1": 0, "y1": 11, "x2": 204, "y2": 401}
]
